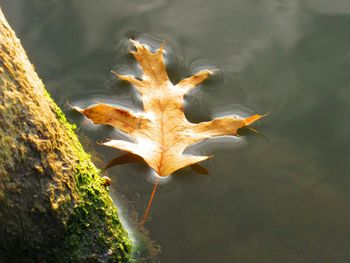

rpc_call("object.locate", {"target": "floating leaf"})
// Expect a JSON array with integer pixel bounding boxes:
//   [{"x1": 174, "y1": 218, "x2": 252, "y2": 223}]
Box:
[{"x1": 75, "y1": 40, "x2": 263, "y2": 176}]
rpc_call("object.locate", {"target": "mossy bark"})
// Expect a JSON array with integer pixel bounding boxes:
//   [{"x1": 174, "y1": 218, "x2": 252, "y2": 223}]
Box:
[{"x1": 0, "y1": 8, "x2": 132, "y2": 263}]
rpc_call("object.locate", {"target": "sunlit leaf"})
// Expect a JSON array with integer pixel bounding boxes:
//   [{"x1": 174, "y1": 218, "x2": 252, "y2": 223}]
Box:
[{"x1": 75, "y1": 40, "x2": 263, "y2": 176}]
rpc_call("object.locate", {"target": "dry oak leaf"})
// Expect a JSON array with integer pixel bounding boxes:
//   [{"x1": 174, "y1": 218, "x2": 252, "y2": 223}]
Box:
[{"x1": 76, "y1": 40, "x2": 263, "y2": 176}]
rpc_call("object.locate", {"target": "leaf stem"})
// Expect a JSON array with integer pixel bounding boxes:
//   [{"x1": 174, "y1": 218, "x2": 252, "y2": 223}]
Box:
[{"x1": 140, "y1": 177, "x2": 159, "y2": 226}]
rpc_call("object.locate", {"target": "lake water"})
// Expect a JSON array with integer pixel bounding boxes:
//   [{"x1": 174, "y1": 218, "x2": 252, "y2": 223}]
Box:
[{"x1": 2, "y1": 0, "x2": 350, "y2": 262}]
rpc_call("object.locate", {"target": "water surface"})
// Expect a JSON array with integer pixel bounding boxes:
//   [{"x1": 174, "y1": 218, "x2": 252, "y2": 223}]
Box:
[{"x1": 2, "y1": 0, "x2": 350, "y2": 262}]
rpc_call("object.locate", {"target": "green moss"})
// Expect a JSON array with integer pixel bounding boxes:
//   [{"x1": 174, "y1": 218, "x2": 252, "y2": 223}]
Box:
[
  {"x1": 43, "y1": 89, "x2": 77, "y2": 132},
  {"x1": 63, "y1": 161, "x2": 132, "y2": 263},
  {"x1": 44, "y1": 90, "x2": 132, "y2": 262}
]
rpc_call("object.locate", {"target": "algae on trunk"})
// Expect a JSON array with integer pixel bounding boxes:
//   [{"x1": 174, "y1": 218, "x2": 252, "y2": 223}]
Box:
[{"x1": 0, "y1": 7, "x2": 131, "y2": 262}]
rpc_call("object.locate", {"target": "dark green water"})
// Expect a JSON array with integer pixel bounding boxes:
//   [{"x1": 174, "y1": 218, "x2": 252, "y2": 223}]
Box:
[{"x1": 2, "y1": 1, "x2": 350, "y2": 262}]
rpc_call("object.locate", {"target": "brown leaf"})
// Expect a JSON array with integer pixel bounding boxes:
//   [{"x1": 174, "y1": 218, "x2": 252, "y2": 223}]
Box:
[
  {"x1": 104, "y1": 153, "x2": 143, "y2": 170},
  {"x1": 75, "y1": 40, "x2": 264, "y2": 176},
  {"x1": 190, "y1": 163, "x2": 209, "y2": 175}
]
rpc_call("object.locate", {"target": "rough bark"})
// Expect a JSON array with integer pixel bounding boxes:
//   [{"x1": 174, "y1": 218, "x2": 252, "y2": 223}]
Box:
[{"x1": 0, "y1": 8, "x2": 131, "y2": 263}]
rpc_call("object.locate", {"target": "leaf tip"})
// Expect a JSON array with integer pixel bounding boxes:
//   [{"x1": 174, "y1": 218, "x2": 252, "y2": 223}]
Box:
[
  {"x1": 243, "y1": 113, "x2": 267, "y2": 126},
  {"x1": 129, "y1": 38, "x2": 146, "y2": 54},
  {"x1": 71, "y1": 105, "x2": 84, "y2": 113},
  {"x1": 159, "y1": 39, "x2": 168, "y2": 53},
  {"x1": 207, "y1": 68, "x2": 219, "y2": 75},
  {"x1": 111, "y1": 70, "x2": 124, "y2": 79}
]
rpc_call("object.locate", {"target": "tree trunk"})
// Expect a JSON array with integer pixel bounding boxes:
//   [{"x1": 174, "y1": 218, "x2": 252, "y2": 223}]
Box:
[{"x1": 0, "y1": 8, "x2": 131, "y2": 263}]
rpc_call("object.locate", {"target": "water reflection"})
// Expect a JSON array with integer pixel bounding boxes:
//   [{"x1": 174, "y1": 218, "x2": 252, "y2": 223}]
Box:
[{"x1": 307, "y1": 0, "x2": 350, "y2": 14}]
